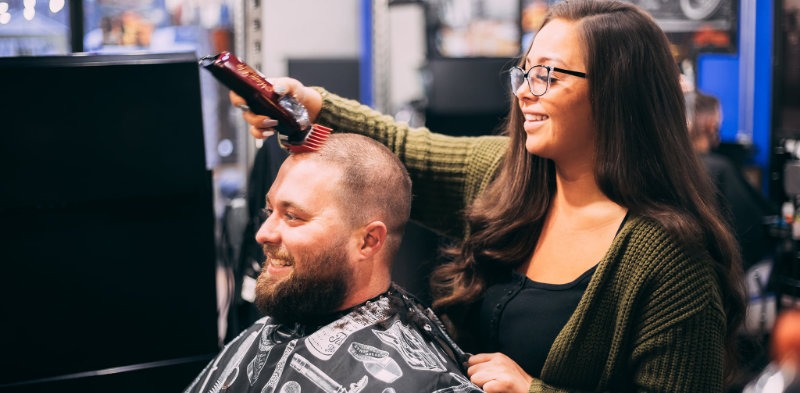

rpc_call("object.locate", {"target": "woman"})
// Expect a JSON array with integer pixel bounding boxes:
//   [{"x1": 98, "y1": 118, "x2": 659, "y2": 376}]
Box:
[{"x1": 235, "y1": 1, "x2": 744, "y2": 391}]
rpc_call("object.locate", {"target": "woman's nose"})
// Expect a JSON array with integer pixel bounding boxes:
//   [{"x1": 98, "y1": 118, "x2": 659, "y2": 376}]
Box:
[{"x1": 515, "y1": 80, "x2": 535, "y2": 101}]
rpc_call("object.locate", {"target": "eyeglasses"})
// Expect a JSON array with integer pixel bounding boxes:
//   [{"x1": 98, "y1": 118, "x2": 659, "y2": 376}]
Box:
[{"x1": 509, "y1": 65, "x2": 587, "y2": 96}]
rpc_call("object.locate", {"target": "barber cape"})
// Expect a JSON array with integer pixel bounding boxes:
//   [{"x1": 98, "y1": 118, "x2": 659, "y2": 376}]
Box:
[{"x1": 185, "y1": 284, "x2": 483, "y2": 393}]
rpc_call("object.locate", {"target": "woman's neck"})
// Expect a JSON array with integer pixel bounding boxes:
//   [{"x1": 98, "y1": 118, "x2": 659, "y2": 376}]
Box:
[{"x1": 551, "y1": 167, "x2": 627, "y2": 230}]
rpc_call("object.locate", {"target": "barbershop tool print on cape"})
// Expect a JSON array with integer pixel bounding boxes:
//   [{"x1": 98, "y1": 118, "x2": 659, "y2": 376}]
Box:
[{"x1": 185, "y1": 287, "x2": 484, "y2": 393}]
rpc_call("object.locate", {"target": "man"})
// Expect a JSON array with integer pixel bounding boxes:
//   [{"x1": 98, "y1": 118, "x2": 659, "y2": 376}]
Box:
[
  {"x1": 688, "y1": 91, "x2": 776, "y2": 270},
  {"x1": 185, "y1": 133, "x2": 481, "y2": 393}
]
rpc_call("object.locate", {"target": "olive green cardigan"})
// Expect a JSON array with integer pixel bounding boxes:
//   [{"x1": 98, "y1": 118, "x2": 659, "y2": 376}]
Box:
[{"x1": 314, "y1": 88, "x2": 727, "y2": 392}]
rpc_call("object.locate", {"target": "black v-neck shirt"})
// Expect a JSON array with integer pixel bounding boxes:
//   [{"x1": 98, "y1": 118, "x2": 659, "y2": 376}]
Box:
[
  {"x1": 473, "y1": 266, "x2": 597, "y2": 378},
  {"x1": 469, "y1": 213, "x2": 628, "y2": 378}
]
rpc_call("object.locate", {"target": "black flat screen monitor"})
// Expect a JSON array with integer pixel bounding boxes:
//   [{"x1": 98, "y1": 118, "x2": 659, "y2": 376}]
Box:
[
  {"x1": 0, "y1": 52, "x2": 218, "y2": 391},
  {"x1": 287, "y1": 57, "x2": 360, "y2": 101},
  {"x1": 423, "y1": 57, "x2": 513, "y2": 136}
]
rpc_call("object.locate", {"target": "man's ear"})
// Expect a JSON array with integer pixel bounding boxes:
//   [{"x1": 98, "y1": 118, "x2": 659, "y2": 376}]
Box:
[{"x1": 359, "y1": 221, "x2": 387, "y2": 258}]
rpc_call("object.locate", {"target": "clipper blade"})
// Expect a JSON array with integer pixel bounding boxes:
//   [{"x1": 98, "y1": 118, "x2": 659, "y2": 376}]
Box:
[{"x1": 284, "y1": 124, "x2": 332, "y2": 153}]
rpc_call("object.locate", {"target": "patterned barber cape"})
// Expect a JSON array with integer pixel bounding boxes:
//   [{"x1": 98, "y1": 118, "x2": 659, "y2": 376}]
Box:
[{"x1": 185, "y1": 284, "x2": 483, "y2": 393}]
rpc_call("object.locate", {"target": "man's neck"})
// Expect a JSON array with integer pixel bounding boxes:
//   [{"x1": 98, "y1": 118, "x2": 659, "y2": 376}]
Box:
[
  {"x1": 338, "y1": 281, "x2": 391, "y2": 311},
  {"x1": 284, "y1": 284, "x2": 393, "y2": 331},
  {"x1": 338, "y1": 271, "x2": 392, "y2": 311}
]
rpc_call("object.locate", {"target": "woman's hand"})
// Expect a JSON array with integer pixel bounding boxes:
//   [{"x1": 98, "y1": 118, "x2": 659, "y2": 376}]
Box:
[
  {"x1": 228, "y1": 77, "x2": 323, "y2": 139},
  {"x1": 467, "y1": 353, "x2": 533, "y2": 393}
]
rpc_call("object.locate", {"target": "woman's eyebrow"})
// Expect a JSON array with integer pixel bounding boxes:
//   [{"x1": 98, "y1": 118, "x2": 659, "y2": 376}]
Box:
[{"x1": 526, "y1": 55, "x2": 566, "y2": 67}]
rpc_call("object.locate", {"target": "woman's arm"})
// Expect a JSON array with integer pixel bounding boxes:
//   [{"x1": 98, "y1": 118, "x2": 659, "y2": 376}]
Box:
[
  {"x1": 628, "y1": 264, "x2": 726, "y2": 392},
  {"x1": 314, "y1": 88, "x2": 508, "y2": 238},
  {"x1": 231, "y1": 80, "x2": 507, "y2": 237}
]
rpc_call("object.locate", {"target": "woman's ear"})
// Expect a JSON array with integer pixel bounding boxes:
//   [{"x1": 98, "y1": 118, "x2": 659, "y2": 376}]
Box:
[{"x1": 359, "y1": 221, "x2": 387, "y2": 258}]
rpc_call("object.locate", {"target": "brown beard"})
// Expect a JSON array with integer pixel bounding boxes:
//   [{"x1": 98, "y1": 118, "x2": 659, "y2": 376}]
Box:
[{"x1": 254, "y1": 242, "x2": 352, "y2": 325}]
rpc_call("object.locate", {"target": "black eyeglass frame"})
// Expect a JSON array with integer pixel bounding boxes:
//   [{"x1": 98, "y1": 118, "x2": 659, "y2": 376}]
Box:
[{"x1": 509, "y1": 65, "x2": 587, "y2": 96}]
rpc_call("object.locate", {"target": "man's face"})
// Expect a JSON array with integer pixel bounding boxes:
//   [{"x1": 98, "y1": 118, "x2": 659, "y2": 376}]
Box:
[{"x1": 253, "y1": 156, "x2": 356, "y2": 324}]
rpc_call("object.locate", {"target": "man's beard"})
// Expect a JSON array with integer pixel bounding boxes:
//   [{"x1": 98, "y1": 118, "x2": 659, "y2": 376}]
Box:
[{"x1": 254, "y1": 241, "x2": 352, "y2": 325}]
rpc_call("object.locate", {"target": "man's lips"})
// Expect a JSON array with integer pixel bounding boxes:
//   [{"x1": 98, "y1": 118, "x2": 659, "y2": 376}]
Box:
[{"x1": 267, "y1": 257, "x2": 292, "y2": 267}]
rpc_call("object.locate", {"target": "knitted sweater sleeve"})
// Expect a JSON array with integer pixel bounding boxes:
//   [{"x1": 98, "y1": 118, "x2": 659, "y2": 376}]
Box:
[
  {"x1": 313, "y1": 87, "x2": 508, "y2": 238},
  {"x1": 625, "y1": 236, "x2": 727, "y2": 391}
]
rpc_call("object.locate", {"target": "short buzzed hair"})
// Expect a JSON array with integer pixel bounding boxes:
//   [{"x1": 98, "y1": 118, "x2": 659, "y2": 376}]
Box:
[
  {"x1": 294, "y1": 133, "x2": 412, "y2": 258},
  {"x1": 689, "y1": 91, "x2": 721, "y2": 148}
]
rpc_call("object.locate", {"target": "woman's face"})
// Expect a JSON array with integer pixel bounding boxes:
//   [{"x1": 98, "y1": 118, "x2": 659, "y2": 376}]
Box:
[{"x1": 517, "y1": 18, "x2": 595, "y2": 168}]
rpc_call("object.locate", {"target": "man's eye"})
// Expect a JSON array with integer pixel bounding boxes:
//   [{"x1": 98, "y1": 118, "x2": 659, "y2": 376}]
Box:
[{"x1": 255, "y1": 208, "x2": 272, "y2": 227}]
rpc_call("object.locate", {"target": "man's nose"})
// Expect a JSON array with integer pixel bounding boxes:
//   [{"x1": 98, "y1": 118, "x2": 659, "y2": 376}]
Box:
[{"x1": 255, "y1": 213, "x2": 279, "y2": 245}]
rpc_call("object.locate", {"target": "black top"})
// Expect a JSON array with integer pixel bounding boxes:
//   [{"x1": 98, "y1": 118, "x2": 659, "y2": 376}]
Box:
[
  {"x1": 474, "y1": 267, "x2": 596, "y2": 378},
  {"x1": 701, "y1": 152, "x2": 776, "y2": 269},
  {"x1": 469, "y1": 213, "x2": 629, "y2": 378}
]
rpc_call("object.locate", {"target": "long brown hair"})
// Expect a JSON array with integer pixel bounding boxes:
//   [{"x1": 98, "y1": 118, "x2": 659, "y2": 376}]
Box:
[{"x1": 429, "y1": 0, "x2": 744, "y2": 381}]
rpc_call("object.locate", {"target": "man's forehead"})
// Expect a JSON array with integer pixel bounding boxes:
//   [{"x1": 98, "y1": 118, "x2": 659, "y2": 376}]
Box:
[
  {"x1": 267, "y1": 158, "x2": 342, "y2": 204},
  {"x1": 282, "y1": 156, "x2": 341, "y2": 183}
]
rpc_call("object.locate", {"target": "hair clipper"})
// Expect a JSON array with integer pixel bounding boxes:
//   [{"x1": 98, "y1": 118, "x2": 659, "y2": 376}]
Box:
[{"x1": 199, "y1": 51, "x2": 330, "y2": 153}]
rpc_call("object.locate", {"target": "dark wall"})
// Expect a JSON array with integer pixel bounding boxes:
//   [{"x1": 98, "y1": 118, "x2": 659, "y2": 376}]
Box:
[{"x1": 0, "y1": 52, "x2": 219, "y2": 390}]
